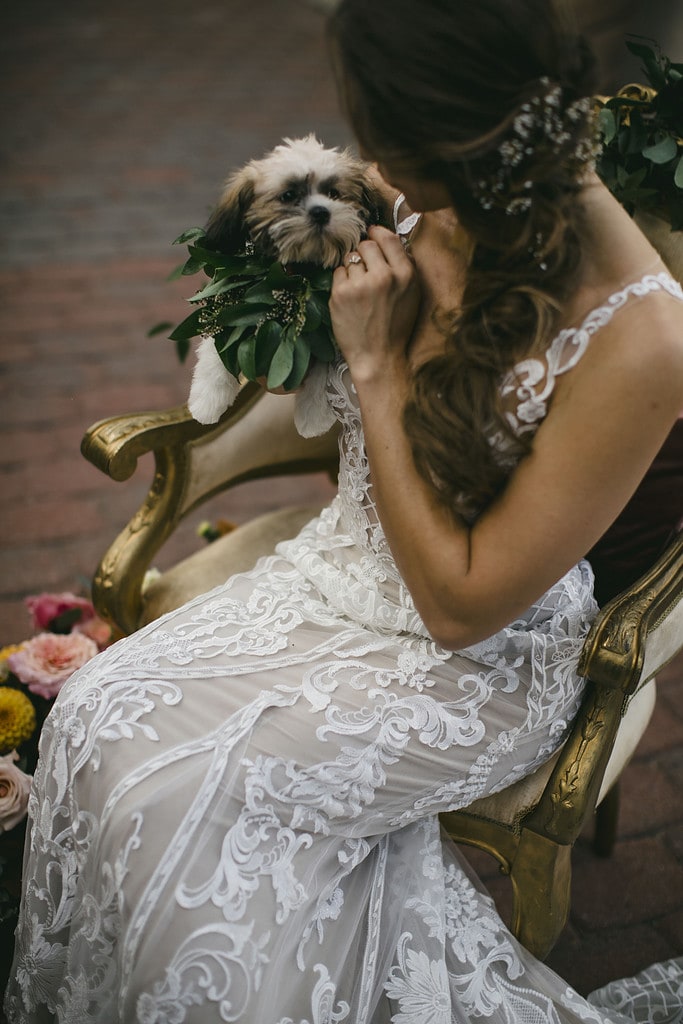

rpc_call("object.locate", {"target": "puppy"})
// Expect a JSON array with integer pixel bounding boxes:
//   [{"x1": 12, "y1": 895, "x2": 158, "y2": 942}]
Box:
[{"x1": 187, "y1": 136, "x2": 388, "y2": 433}]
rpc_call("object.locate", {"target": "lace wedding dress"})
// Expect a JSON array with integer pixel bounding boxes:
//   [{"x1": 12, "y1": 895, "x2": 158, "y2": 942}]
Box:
[{"x1": 5, "y1": 219, "x2": 683, "y2": 1021}]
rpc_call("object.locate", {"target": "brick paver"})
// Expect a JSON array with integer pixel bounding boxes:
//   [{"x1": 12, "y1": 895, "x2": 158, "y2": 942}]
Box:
[{"x1": 1, "y1": 0, "x2": 682, "y2": 1008}]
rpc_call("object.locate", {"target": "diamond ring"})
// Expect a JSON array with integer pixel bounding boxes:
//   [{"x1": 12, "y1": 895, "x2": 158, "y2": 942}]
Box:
[{"x1": 346, "y1": 253, "x2": 363, "y2": 265}]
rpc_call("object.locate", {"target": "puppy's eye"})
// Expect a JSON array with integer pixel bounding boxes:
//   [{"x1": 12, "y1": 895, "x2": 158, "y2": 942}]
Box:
[
  {"x1": 326, "y1": 187, "x2": 340, "y2": 200},
  {"x1": 279, "y1": 189, "x2": 297, "y2": 203}
]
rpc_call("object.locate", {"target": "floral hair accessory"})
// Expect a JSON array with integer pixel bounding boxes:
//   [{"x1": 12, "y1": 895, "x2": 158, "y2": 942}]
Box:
[{"x1": 473, "y1": 78, "x2": 601, "y2": 215}]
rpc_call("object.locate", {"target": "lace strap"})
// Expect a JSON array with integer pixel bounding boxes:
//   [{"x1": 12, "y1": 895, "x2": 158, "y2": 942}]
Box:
[
  {"x1": 393, "y1": 193, "x2": 421, "y2": 239},
  {"x1": 501, "y1": 270, "x2": 683, "y2": 435},
  {"x1": 548, "y1": 271, "x2": 683, "y2": 377}
]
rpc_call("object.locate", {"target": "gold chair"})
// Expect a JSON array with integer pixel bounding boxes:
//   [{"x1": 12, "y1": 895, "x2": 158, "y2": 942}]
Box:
[{"x1": 81, "y1": 378, "x2": 683, "y2": 960}]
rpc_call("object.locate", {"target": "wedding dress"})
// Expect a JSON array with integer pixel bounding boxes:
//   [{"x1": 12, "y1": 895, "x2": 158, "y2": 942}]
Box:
[{"x1": 5, "y1": 204, "x2": 683, "y2": 1022}]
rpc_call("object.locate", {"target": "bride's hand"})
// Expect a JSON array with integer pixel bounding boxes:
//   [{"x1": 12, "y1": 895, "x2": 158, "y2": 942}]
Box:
[{"x1": 329, "y1": 225, "x2": 421, "y2": 384}]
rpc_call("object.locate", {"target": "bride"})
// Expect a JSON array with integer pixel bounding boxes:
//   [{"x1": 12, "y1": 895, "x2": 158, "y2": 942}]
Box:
[{"x1": 6, "y1": 0, "x2": 683, "y2": 1020}]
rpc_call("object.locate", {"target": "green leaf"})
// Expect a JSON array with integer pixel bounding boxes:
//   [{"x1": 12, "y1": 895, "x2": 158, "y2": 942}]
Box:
[
  {"x1": 306, "y1": 267, "x2": 334, "y2": 291},
  {"x1": 218, "y1": 342, "x2": 240, "y2": 379},
  {"x1": 254, "y1": 321, "x2": 283, "y2": 377},
  {"x1": 175, "y1": 338, "x2": 191, "y2": 363},
  {"x1": 265, "y1": 262, "x2": 303, "y2": 292},
  {"x1": 189, "y1": 273, "x2": 244, "y2": 302},
  {"x1": 301, "y1": 301, "x2": 321, "y2": 333},
  {"x1": 213, "y1": 301, "x2": 270, "y2": 328},
  {"x1": 305, "y1": 326, "x2": 336, "y2": 363},
  {"x1": 624, "y1": 110, "x2": 649, "y2": 155},
  {"x1": 307, "y1": 291, "x2": 331, "y2": 327},
  {"x1": 243, "y1": 278, "x2": 282, "y2": 303},
  {"x1": 216, "y1": 324, "x2": 249, "y2": 352},
  {"x1": 169, "y1": 308, "x2": 204, "y2": 342},
  {"x1": 237, "y1": 335, "x2": 258, "y2": 380},
  {"x1": 283, "y1": 334, "x2": 312, "y2": 391},
  {"x1": 625, "y1": 39, "x2": 657, "y2": 63},
  {"x1": 266, "y1": 339, "x2": 295, "y2": 388},
  {"x1": 642, "y1": 135, "x2": 678, "y2": 164},
  {"x1": 147, "y1": 321, "x2": 174, "y2": 338},
  {"x1": 626, "y1": 38, "x2": 667, "y2": 90},
  {"x1": 674, "y1": 155, "x2": 683, "y2": 188},
  {"x1": 167, "y1": 261, "x2": 191, "y2": 281},
  {"x1": 173, "y1": 227, "x2": 206, "y2": 245},
  {"x1": 597, "y1": 108, "x2": 617, "y2": 145},
  {"x1": 179, "y1": 255, "x2": 207, "y2": 277}
]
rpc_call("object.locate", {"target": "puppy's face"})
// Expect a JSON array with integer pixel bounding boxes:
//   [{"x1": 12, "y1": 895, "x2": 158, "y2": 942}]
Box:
[{"x1": 204, "y1": 136, "x2": 385, "y2": 268}]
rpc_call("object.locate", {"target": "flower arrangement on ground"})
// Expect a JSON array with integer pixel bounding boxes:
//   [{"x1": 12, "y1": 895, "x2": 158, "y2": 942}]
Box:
[{"x1": 0, "y1": 592, "x2": 111, "y2": 966}]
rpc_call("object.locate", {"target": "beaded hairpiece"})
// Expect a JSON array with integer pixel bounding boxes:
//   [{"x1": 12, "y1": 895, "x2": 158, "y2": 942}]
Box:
[{"x1": 472, "y1": 78, "x2": 600, "y2": 216}]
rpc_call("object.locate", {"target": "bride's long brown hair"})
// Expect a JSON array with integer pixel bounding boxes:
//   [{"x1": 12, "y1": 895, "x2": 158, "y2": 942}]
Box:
[{"x1": 328, "y1": 0, "x2": 598, "y2": 517}]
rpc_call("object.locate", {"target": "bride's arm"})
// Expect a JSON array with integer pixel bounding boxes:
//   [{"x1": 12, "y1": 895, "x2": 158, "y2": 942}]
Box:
[{"x1": 330, "y1": 226, "x2": 683, "y2": 649}]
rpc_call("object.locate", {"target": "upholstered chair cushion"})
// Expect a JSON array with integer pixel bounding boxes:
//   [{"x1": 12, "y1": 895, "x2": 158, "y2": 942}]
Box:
[{"x1": 140, "y1": 505, "x2": 322, "y2": 626}]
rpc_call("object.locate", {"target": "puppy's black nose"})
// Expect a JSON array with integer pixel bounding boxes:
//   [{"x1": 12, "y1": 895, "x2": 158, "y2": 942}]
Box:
[{"x1": 309, "y1": 205, "x2": 331, "y2": 226}]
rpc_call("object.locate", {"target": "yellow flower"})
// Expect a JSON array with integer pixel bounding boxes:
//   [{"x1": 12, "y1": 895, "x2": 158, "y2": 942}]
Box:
[
  {"x1": 0, "y1": 643, "x2": 26, "y2": 683},
  {"x1": 0, "y1": 687, "x2": 37, "y2": 754}
]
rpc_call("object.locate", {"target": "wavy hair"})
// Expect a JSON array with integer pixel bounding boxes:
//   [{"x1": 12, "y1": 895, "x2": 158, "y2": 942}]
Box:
[{"x1": 328, "y1": 0, "x2": 598, "y2": 516}]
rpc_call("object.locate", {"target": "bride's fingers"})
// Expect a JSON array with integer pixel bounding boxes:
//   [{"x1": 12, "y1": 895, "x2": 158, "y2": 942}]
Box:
[
  {"x1": 344, "y1": 252, "x2": 365, "y2": 270},
  {"x1": 366, "y1": 225, "x2": 412, "y2": 267}
]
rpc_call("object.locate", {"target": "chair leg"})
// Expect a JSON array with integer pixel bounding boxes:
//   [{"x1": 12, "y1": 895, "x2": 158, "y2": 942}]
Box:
[
  {"x1": 509, "y1": 830, "x2": 572, "y2": 959},
  {"x1": 593, "y1": 782, "x2": 620, "y2": 857}
]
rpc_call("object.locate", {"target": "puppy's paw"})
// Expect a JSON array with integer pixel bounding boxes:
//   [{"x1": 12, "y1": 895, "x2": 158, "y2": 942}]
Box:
[{"x1": 188, "y1": 337, "x2": 240, "y2": 424}]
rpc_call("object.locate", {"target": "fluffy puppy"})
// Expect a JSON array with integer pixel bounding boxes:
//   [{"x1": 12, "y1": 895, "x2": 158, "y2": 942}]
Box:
[
  {"x1": 188, "y1": 136, "x2": 389, "y2": 432},
  {"x1": 204, "y1": 134, "x2": 386, "y2": 267}
]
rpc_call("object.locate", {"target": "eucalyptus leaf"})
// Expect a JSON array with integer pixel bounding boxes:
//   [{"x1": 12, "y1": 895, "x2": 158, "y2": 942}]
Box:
[
  {"x1": 642, "y1": 135, "x2": 678, "y2": 164},
  {"x1": 597, "y1": 108, "x2": 617, "y2": 145},
  {"x1": 674, "y1": 155, "x2": 683, "y2": 188}
]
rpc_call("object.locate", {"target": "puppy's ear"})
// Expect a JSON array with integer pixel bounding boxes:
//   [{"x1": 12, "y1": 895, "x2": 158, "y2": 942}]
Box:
[
  {"x1": 359, "y1": 177, "x2": 392, "y2": 230},
  {"x1": 204, "y1": 167, "x2": 256, "y2": 253}
]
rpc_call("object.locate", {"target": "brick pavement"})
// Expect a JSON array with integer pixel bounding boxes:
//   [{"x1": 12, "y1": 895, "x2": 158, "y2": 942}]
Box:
[{"x1": 1, "y1": 0, "x2": 682, "y2": 1009}]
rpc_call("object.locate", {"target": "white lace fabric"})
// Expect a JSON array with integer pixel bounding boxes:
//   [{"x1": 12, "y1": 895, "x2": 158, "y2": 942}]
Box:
[{"x1": 5, "y1": 241, "x2": 683, "y2": 1022}]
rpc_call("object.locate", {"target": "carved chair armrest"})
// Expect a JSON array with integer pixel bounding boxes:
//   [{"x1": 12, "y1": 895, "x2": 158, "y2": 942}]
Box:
[
  {"x1": 81, "y1": 382, "x2": 340, "y2": 636},
  {"x1": 522, "y1": 530, "x2": 683, "y2": 844}
]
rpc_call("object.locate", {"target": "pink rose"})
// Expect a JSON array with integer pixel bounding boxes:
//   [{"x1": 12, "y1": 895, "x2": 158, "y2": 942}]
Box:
[
  {"x1": 0, "y1": 751, "x2": 32, "y2": 833},
  {"x1": 25, "y1": 592, "x2": 96, "y2": 632},
  {"x1": 74, "y1": 615, "x2": 112, "y2": 651},
  {"x1": 8, "y1": 632, "x2": 99, "y2": 699}
]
